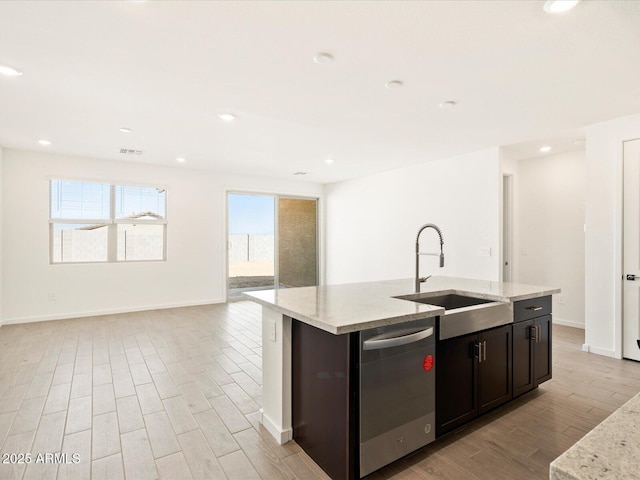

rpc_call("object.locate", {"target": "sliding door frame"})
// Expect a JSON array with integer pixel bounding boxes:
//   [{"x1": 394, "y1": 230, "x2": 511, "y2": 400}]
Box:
[{"x1": 224, "y1": 189, "x2": 320, "y2": 302}]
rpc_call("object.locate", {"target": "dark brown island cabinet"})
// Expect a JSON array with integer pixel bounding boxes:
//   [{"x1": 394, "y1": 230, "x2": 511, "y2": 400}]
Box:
[
  {"x1": 436, "y1": 296, "x2": 552, "y2": 436},
  {"x1": 512, "y1": 296, "x2": 552, "y2": 397},
  {"x1": 436, "y1": 324, "x2": 512, "y2": 436},
  {"x1": 291, "y1": 295, "x2": 553, "y2": 479},
  {"x1": 292, "y1": 319, "x2": 359, "y2": 480}
]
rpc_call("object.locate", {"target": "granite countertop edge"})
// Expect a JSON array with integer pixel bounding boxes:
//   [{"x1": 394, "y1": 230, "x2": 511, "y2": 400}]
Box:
[
  {"x1": 243, "y1": 276, "x2": 560, "y2": 335},
  {"x1": 549, "y1": 391, "x2": 640, "y2": 480},
  {"x1": 246, "y1": 294, "x2": 445, "y2": 335}
]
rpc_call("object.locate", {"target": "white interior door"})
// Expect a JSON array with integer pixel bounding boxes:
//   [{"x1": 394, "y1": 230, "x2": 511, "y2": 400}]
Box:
[
  {"x1": 623, "y1": 138, "x2": 640, "y2": 361},
  {"x1": 502, "y1": 175, "x2": 513, "y2": 282}
]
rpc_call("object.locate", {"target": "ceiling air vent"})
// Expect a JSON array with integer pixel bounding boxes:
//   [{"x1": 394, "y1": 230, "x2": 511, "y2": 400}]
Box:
[{"x1": 120, "y1": 148, "x2": 143, "y2": 155}]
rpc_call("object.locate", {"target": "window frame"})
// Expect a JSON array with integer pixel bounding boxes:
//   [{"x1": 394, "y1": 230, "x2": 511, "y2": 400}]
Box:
[{"x1": 49, "y1": 180, "x2": 168, "y2": 264}]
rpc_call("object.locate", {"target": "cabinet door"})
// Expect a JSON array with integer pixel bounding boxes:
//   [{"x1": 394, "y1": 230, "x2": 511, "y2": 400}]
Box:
[
  {"x1": 477, "y1": 325, "x2": 512, "y2": 414},
  {"x1": 292, "y1": 320, "x2": 358, "y2": 480},
  {"x1": 512, "y1": 319, "x2": 534, "y2": 398},
  {"x1": 534, "y1": 315, "x2": 552, "y2": 385},
  {"x1": 436, "y1": 333, "x2": 477, "y2": 436}
]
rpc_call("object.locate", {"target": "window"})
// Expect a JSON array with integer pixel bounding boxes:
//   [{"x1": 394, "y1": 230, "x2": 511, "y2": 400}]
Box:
[{"x1": 50, "y1": 180, "x2": 167, "y2": 263}]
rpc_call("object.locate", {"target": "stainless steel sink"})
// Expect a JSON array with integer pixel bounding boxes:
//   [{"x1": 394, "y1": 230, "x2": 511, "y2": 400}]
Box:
[
  {"x1": 394, "y1": 292, "x2": 513, "y2": 340},
  {"x1": 407, "y1": 293, "x2": 492, "y2": 310}
]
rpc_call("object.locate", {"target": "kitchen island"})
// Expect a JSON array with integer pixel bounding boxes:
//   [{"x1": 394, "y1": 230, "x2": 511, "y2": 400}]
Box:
[{"x1": 244, "y1": 276, "x2": 559, "y2": 479}]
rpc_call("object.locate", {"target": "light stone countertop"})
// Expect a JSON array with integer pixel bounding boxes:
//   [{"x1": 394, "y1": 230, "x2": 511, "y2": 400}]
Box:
[
  {"x1": 244, "y1": 276, "x2": 559, "y2": 334},
  {"x1": 550, "y1": 391, "x2": 640, "y2": 480}
]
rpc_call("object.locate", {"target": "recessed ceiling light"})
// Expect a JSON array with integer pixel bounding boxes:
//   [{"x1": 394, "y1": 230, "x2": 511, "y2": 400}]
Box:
[
  {"x1": 176, "y1": 157, "x2": 186, "y2": 163},
  {"x1": 218, "y1": 113, "x2": 236, "y2": 122},
  {"x1": 543, "y1": 0, "x2": 581, "y2": 14},
  {"x1": 325, "y1": 157, "x2": 335, "y2": 165},
  {"x1": 293, "y1": 171, "x2": 308, "y2": 176},
  {"x1": 0, "y1": 64, "x2": 23, "y2": 77},
  {"x1": 438, "y1": 100, "x2": 457, "y2": 109},
  {"x1": 120, "y1": 127, "x2": 133, "y2": 133},
  {"x1": 38, "y1": 139, "x2": 51, "y2": 146},
  {"x1": 313, "y1": 53, "x2": 334, "y2": 64},
  {"x1": 385, "y1": 80, "x2": 403, "y2": 89},
  {"x1": 539, "y1": 146, "x2": 552, "y2": 153}
]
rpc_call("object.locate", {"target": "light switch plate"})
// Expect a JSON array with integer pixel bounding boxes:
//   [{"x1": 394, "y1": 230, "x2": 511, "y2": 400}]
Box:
[{"x1": 478, "y1": 247, "x2": 492, "y2": 257}]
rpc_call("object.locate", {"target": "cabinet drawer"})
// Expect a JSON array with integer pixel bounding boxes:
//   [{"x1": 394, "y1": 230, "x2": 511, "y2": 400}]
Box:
[{"x1": 514, "y1": 296, "x2": 551, "y2": 322}]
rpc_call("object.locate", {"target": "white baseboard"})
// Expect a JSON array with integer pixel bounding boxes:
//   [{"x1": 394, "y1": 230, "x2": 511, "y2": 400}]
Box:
[
  {"x1": 2, "y1": 298, "x2": 226, "y2": 325},
  {"x1": 584, "y1": 345, "x2": 619, "y2": 359},
  {"x1": 552, "y1": 319, "x2": 618, "y2": 358},
  {"x1": 260, "y1": 409, "x2": 293, "y2": 445},
  {"x1": 552, "y1": 317, "x2": 585, "y2": 329}
]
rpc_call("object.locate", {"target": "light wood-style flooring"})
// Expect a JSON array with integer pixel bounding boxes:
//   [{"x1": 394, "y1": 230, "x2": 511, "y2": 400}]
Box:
[{"x1": 0, "y1": 302, "x2": 638, "y2": 480}]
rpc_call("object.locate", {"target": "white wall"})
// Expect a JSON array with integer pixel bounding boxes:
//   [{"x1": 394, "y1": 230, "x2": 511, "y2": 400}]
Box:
[
  {"x1": 2, "y1": 149, "x2": 323, "y2": 324},
  {"x1": 517, "y1": 150, "x2": 586, "y2": 328},
  {"x1": 325, "y1": 147, "x2": 501, "y2": 284},
  {"x1": 585, "y1": 113, "x2": 640, "y2": 358},
  {"x1": 0, "y1": 147, "x2": 3, "y2": 327}
]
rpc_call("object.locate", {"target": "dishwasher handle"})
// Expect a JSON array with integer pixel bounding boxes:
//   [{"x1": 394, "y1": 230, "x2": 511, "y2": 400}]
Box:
[{"x1": 363, "y1": 326, "x2": 434, "y2": 351}]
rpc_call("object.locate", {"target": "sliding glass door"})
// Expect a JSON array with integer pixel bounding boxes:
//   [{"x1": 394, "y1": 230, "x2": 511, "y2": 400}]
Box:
[{"x1": 227, "y1": 193, "x2": 318, "y2": 300}]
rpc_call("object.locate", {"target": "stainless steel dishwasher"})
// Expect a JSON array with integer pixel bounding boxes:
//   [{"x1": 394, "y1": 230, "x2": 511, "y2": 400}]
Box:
[{"x1": 359, "y1": 317, "x2": 436, "y2": 477}]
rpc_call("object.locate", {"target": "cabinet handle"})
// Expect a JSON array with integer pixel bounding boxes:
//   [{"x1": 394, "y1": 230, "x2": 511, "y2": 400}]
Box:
[
  {"x1": 530, "y1": 325, "x2": 544, "y2": 342},
  {"x1": 475, "y1": 341, "x2": 488, "y2": 363},
  {"x1": 537, "y1": 325, "x2": 542, "y2": 343},
  {"x1": 532, "y1": 325, "x2": 541, "y2": 343},
  {"x1": 475, "y1": 342, "x2": 482, "y2": 363},
  {"x1": 527, "y1": 306, "x2": 543, "y2": 312}
]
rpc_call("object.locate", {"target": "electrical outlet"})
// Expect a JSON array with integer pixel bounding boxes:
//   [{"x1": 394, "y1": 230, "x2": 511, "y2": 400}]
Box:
[
  {"x1": 269, "y1": 320, "x2": 277, "y2": 342},
  {"x1": 557, "y1": 294, "x2": 566, "y2": 305},
  {"x1": 48, "y1": 292, "x2": 56, "y2": 301},
  {"x1": 521, "y1": 248, "x2": 528, "y2": 256}
]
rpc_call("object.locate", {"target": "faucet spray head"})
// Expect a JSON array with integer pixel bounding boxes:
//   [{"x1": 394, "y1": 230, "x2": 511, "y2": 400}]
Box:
[{"x1": 439, "y1": 254, "x2": 445, "y2": 268}]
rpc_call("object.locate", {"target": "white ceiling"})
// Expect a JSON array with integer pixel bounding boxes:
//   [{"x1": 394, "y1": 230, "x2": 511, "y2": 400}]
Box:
[{"x1": 0, "y1": 0, "x2": 639, "y2": 183}]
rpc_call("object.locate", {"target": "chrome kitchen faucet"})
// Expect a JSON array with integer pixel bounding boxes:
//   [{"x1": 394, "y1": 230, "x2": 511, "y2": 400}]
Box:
[{"x1": 415, "y1": 223, "x2": 444, "y2": 292}]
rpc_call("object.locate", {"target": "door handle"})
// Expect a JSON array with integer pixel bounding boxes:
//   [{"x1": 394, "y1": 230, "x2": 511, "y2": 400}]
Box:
[
  {"x1": 627, "y1": 274, "x2": 636, "y2": 281},
  {"x1": 483, "y1": 340, "x2": 487, "y2": 361},
  {"x1": 527, "y1": 306, "x2": 543, "y2": 312},
  {"x1": 363, "y1": 327, "x2": 434, "y2": 350}
]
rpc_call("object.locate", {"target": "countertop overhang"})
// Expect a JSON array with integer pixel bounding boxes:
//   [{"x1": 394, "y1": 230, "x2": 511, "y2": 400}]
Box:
[
  {"x1": 550, "y1": 391, "x2": 640, "y2": 480},
  {"x1": 243, "y1": 276, "x2": 560, "y2": 335}
]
